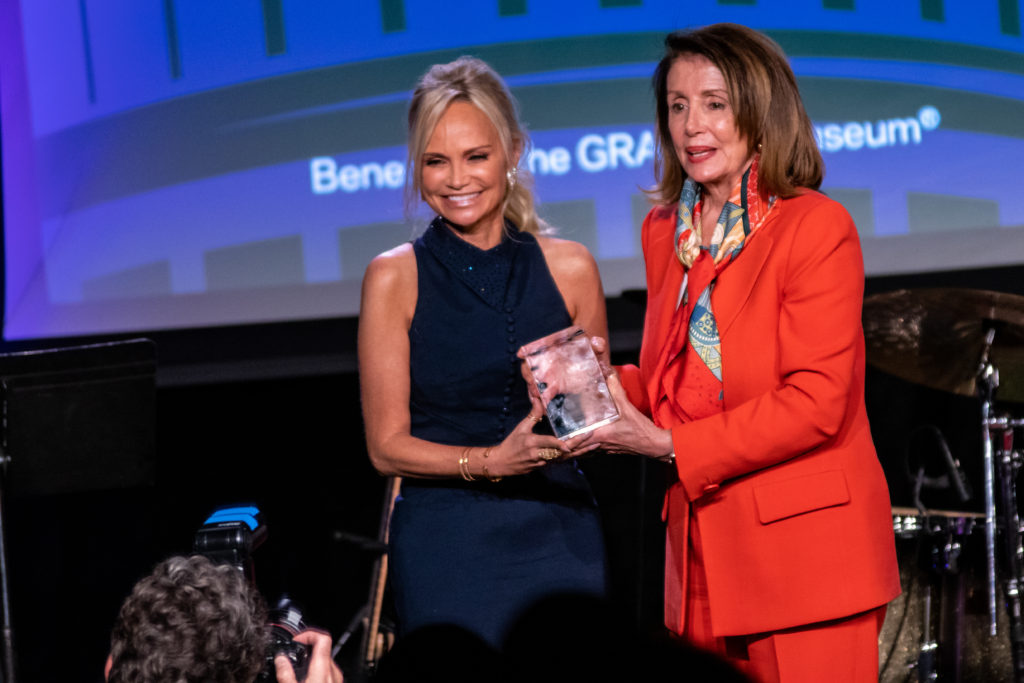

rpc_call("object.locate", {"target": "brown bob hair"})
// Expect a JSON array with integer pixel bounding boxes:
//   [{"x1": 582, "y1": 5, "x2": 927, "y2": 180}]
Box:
[{"x1": 648, "y1": 23, "x2": 823, "y2": 205}]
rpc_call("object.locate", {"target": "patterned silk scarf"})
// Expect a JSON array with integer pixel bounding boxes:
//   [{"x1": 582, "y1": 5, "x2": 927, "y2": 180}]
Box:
[{"x1": 660, "y1": 155, "x2": 776, "y2": 421}]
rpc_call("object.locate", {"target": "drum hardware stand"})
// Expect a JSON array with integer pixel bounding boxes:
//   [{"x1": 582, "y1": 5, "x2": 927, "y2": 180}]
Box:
[
  {"x1": 977, "y1": 325, "x2": 1024, "y2": 682},
  {"x1": 997, "y1": 430, "x2": 1024, "y2": 683},
  {"x1": 916, "y1": 516, "x2": 970, "y2": 682},
  {"x1": 978, "y1": 327, "x2": 999, "y2": 638},
  {"x1": 938, "y1": 518, "x2": 972, "y2": 682},
  {"x1": 863, "y1": 288, "x2": 1024, "y2": 681},
  {"x1": 899, "y1": 425, "x2": 973, "y2": 680},
  {"x1": 918, "y1": 587, "x2": 938, "y2": 682}
]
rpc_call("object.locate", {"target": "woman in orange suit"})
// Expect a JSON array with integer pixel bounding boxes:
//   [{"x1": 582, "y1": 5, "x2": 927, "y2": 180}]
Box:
[{"x1": 584, "y1": 24, "x2": 901, "y2": 682}]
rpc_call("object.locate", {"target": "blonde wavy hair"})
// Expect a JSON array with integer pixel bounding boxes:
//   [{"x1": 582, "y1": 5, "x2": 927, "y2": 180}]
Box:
[{"x1": 406, "y1": 56, "x2": 548, "y2": 235}]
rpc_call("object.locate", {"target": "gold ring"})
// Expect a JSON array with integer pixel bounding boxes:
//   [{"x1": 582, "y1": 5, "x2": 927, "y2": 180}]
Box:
[
  {"x1": 531, "y1": 414, "x2": 544, "y2": 424},
  {"x1": 538, "y1": 447, "x2": 561, "y2": 462}
]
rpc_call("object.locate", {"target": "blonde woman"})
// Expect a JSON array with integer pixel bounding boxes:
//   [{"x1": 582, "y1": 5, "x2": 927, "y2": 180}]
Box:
[{"x1": 358, "y1": 57, "x2": 609, "y2": 646}]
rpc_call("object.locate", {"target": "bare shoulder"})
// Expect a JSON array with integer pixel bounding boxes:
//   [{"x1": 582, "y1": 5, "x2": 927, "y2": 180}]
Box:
[
  {"x1": 361, "y1": 242, "x2": 417, "y2": 319},
  {"x1": 535, "y1": 234, "x2": 608, "y2": 336},
  {"x1": 535, "y1": 235, "x2": 599, "y2": 280},
  {"x1": 364, "y1": 242, "x2": 415, "y2": 289}
]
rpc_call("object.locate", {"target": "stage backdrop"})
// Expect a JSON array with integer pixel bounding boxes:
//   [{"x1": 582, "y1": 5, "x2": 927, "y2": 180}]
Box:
[{"x1": 2, "y1": 0, "x2": 1023, "y2": 340}]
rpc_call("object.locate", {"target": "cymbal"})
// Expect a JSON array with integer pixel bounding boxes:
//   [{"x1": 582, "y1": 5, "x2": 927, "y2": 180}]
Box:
[{"x1": 863, "y1": 288, "x2": 1024, "y2": 403}]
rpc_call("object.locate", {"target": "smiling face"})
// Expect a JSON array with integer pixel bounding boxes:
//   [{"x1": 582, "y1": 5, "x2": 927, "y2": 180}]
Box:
[
  {"x1": 420, "y1": 100, "x2": 511, "y2": 241},
  {"x1": 666, "y1": 53, "x2": 753, "y2": 203}
]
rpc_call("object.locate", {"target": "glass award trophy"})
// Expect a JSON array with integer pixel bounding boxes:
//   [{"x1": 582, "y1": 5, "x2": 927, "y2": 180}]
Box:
[{"x1": 519, "y1": 326, "x2": 619, "y2": 440}]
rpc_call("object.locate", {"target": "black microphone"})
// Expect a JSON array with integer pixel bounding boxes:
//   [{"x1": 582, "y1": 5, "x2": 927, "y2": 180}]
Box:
[{"x1": 905, "y1": 425, "x2": 972, "y2": 507}]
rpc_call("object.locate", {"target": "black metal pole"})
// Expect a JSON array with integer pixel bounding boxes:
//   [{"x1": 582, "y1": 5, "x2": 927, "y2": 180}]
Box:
[
  {"x1": 0, "y1": 446, "x2": 16, "y2": 683},
  {"x1": 997, "y1": 429, "x2": 1024, "y2": 683}
]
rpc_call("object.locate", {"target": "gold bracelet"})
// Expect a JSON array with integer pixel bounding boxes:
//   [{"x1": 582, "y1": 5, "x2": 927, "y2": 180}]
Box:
[
  {"x1": 458, "y1": 447, "x2": 476, "y2": 481},
  {"x1": 481, "y1": 447, "x2": 502, "y2": 483},
  {"x1": 459, "y1": 455, "x2": 474, "y2": 481}
]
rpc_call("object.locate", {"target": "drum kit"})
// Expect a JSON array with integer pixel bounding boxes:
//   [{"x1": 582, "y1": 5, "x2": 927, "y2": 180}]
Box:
[{"x1": 865, "y1": 288, "x2": 1024, "y2": 682}]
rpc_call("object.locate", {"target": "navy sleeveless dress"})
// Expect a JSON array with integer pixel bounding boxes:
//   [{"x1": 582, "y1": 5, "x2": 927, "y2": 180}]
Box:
[{"x1": 387, "y1": 218, "x2": 608, "y2": 647}]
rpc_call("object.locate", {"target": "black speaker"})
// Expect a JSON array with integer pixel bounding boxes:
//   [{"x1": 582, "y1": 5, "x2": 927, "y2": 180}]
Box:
[
  {"x1": 0, "y1": 339, "x2": 158, "y2": 682},
  {"x1": 0, "y1": 339, "x2": 156, "y2": 497}
]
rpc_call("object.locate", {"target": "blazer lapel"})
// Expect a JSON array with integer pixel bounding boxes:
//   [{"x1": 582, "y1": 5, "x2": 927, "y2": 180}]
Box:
[
  {"x1": 641, "y1": 231, "x2": 686, "y2": 410},
  {"x1": 712, "y1": 221, "x2": 775, "y2": 339},
  {"x1": 652, "y1": 262, "x2": 685, "y2": 361}
]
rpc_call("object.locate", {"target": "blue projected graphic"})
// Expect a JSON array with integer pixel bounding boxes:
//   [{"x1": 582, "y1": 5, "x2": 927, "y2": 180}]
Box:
[{"x1": 2, "y1": 0, "x2": 1023, "y2": 339}]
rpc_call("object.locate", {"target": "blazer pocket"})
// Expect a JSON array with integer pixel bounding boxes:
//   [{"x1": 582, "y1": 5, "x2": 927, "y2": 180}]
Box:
[{"x1": 753, "y1": 470, "x2": 851, "y2": 524}]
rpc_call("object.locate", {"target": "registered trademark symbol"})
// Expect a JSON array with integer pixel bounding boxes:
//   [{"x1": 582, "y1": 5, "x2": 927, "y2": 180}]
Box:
[{"x1": 918, "y1": 106, "x2": 941, "y2": 130}]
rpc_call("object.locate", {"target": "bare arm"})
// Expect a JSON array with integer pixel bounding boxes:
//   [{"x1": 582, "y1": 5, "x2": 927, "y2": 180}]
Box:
[{"x1": 358, "y1": 244, "x2": 569, "y2": 479}]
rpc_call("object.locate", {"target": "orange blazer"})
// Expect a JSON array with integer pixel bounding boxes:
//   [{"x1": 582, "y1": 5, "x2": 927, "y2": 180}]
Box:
[{"x1": 619, "y1": 190, "x2": 901, "y2": 636}]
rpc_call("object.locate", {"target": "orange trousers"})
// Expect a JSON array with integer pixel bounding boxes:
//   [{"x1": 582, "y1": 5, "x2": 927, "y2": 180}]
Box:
[{"x1": 684, "y1": 519, "x2": 886, "y2": 683}]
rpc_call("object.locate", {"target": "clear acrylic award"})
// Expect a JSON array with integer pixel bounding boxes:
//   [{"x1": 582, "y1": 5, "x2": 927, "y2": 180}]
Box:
[{"x1": 520, "y1": 326, "x2": 619, "y2": 440}]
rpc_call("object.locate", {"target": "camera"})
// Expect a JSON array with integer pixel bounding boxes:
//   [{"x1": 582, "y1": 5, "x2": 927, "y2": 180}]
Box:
[
  {"x1": 194, "y1": 505, "x2": 312, "y2": 683},
  {"x1": 258, "y1": 597, "x2": 311, "y2": 682}
]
